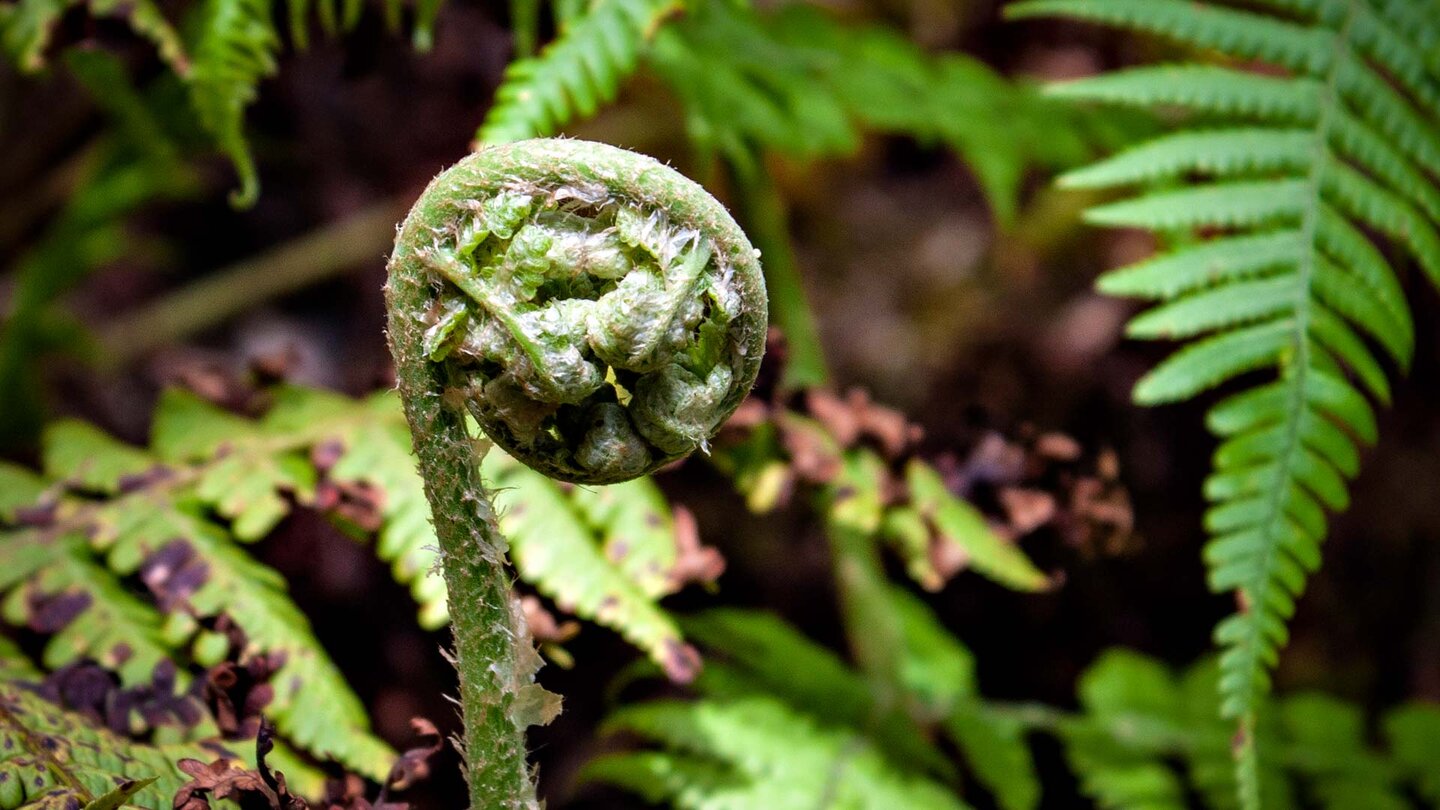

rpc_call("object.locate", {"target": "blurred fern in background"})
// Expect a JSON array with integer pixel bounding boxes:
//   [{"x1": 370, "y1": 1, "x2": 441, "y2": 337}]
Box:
[{"x1": 3, "y1": 0, "x2": 1440, "y2": 806}]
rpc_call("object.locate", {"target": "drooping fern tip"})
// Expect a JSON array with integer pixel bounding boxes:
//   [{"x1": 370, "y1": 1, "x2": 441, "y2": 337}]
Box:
[{"x1": 387, "y1": 138, "x2": 768, "y2": 484}]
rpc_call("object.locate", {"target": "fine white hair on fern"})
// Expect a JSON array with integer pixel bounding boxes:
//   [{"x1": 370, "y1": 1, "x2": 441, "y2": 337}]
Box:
[{"x1": 1006, "y1": 0, "x2": 1440, "y2": 807}]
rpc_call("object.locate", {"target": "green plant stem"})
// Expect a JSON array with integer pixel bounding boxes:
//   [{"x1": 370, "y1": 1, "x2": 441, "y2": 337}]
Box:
[
  {"x1": 728, "y1": 160, "x2": 830, "y2": 389},
  {"x1": 97, "y1": 199, "x2": 411, "y2": 367},
  {"x1": 387, "y1": 237, "x2": 537, "y2": 809},
  {"x1": 826, "y1": 516, "x2": 906, "y2": 714}
]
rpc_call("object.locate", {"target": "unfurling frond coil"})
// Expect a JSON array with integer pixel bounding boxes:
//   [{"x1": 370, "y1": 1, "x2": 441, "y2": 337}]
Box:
[{"x1": 389, "y1": 138, "x2": 767, "y2": 484}]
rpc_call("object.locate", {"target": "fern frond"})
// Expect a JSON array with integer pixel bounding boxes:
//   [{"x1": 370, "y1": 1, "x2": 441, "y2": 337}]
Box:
[
  {"x1": 98, "y1": 497, "x2": 395, "y2": 777},
  {"x1": 591, "y1": 697, "x2": 968, "y2": 810},
  {"x1": 4, "y1": 390, "x2": 396, "y2": 779},
  {"x1": 1060, "y1": 650, "x2": 1293, "y2": 810},
  {"x1": 1385, "y1": 703, "x2": 1440, "y2": 804},
  {"x1": 1059, "y1": 650, "x2": 1440, "y2": 810},
  {"x1": 0, "y1": 535, "x2": 175, "y2": 686},
  {"x1": 186, "y1": 0, "x2": 280, "y2": 207},
  {"x1": 1, "y1": 0, "x2": 186, "y2": 74},
  {"x1": 569, "y1": 477, "x2": 690, "y2": 599},
  {"x1": 606, "y1": 600, "x2": 1051, "y2": 810},
  {"x1": 680, "y1": 609, "x2": 954, "y2": 780},
  {"x1": 476, "y1": 0, "x2": 682, "y2": 145},
  {"x1": 597, "y1": 605, "x2": 1440, "y2": 810},
  {"x1": 3, "y1": 384, "x2": 715, "y2": 775},
  {"x1": 1008, "y1": 2, "x2": 1440, "y2": 801},
  {"x1": 0, "y1": 683, "x2": 234, "y2": 810},
  {"x1": 483, "y1": 451, "x2": 701, "y2": 682},
  {"x1": 650, "y1": 1, "x2": 1118, "y2": 221}
]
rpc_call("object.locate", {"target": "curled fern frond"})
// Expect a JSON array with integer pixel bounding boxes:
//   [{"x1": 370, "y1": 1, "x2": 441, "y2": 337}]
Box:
[
  {"x1": 1007, "y1": 0, "x2": 1440, "y2": 804},
  {"x1": 388, "y1": 138, "x2": 767, "y2": 485}
]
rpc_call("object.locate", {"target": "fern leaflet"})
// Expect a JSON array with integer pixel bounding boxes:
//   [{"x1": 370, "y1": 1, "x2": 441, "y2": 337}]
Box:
[
  {"x1": 593, "y1": 605, "x2": 1440, "y2": 810},
  {"x1": 0, "y1": 682, "x2": 238, "y2": 810},
  {"x1": 186, "y1": 0, "x2": 280, "y2": 207},
  {"x1": 1, "y1": 384, "x2": 716, "y2": 778},
  {"x1": 0, "y1": 0, "x2": 187, "y2": 74},
  {"x1": 476, "y1": 0, "x2": 682, "y2": 145},
  {"x1": 1006, "y1": 0, "x2": 1440, "y2": 803}
]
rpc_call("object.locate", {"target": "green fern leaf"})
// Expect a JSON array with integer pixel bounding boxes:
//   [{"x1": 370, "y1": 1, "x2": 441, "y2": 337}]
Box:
[
  {"x1": 0, "y1": 682, "x2": 239, "y2": 810},
  {"x1": 680, "y1": 609, "x2": 954, "y2": 780},
  {"x1": 186, "y1": 0, "x2": 279, "y2": 207},
  {"x1": 1007, "y1": 2, "x2": 1440, "y2": 806},
  {"x1": 569, "y1": 477, "x2": 689, "y2": 599},
  {"x1": 96, "y1": 498, "x2": 396, "y2": 779},
  {"x1": 1045, "y1": 65, "x2": 1320, "y2": 120},
  {"x1": 0, "y1": 535, "x2": 174, "y2": 687},
  {"x1": 152, "y1": 390, "x2": 316, "y2": 541},
  {"x1": 1061, "y1": 129, "x2": 1315, "y2": 188},
  {"x1": 476, "y1": 0, "x2": 682, "y2": 145},
  {"x1": 42, "y1": 421, "x2": 157, "y2": 496},
  {"x1": 0, "y1": 464, "x2": 49, "y2": 523},
  {"x1": 1, "y1": 0, "x2": 186, "y2": 74},
  {"x1": 591, "y1": 697, "x2": 968, "y2": 810},
  {"x1": 482, "y1": 451, "x2": 700, "y2": 682},
  {"x1": 1385, "y1": 703, "x2": 1440, "y2": 804},
  {"x1": 904, "y1": 460, "x2": 1049, "y2": 591}
]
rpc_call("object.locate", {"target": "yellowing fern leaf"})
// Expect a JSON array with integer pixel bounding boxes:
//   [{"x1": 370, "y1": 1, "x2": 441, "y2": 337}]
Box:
[{"x1": 0, "y1": 682, "x2": 237, "y2": 810}]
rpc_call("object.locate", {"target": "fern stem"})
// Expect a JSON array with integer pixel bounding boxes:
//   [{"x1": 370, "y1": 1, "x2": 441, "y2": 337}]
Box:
[
  {"x1": 385, "y1": 139, "x2": 766, "y2": 806},
  {"x1": 387, "y1": 252, "x2": 538, "y2": 810},
  {"x1": 1229, "y1": 9, "x2": 1357, "y2": 806},
  {"x1": 729, "y1": 159, "x2": 831, "y2": 389},
  {"x1": 98, "y1": 199, "x2": 410, "y2": 368}
]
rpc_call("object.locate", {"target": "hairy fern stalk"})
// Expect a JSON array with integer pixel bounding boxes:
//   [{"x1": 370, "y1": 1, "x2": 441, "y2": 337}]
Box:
[
  {"x1": 1007, "y1": 0, "x2": 1440, "y2": 806},
  {"x1": 385, "y1": 137, "x2": 766, "y2": 806}
]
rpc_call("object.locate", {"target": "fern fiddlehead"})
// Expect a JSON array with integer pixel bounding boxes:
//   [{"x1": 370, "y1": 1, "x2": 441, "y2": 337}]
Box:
[{"x1": 384, "y1": 137, "x2": 766, "y2": 806}]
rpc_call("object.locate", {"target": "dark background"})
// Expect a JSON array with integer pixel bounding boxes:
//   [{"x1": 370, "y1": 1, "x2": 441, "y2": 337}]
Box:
[{"x1": 4, "y1": 1, "x2": 1439, "y2": 805}]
